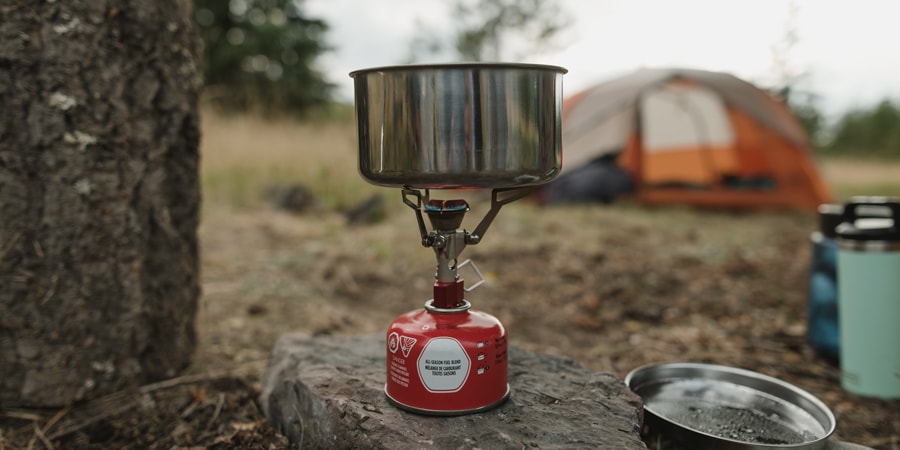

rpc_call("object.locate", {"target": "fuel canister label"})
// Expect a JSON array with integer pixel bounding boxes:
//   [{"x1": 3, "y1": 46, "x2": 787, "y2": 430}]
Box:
[
  {"x1": 387, "y1": 332, "x2": 417, "y2": 388},
  {"x1": 388, "y1": 332, "x2": 417, "y2": 358},
  {"x1": 417, "y1": 337, "x2": 471, "y2": 392}
]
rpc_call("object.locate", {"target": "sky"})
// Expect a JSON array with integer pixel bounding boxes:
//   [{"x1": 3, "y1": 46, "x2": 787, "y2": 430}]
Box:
[{"x1": 304, "y1": 0, "x2": 900, "y2": 120}]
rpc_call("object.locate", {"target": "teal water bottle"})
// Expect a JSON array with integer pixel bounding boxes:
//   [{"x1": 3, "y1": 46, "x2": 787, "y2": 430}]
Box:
[{"x1": 835, "y1": 197, "x2": 900, "y2": 399}]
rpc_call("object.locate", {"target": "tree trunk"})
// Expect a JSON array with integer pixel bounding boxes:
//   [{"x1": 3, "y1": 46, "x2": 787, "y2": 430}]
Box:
[{"x1": 0, "y1": 1, "x2": 201, "y2": 408}]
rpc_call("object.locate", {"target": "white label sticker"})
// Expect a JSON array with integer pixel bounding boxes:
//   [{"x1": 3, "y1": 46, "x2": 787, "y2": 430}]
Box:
[{"x1": 417, "y1": 337, "x2": 470, "y2": 392}]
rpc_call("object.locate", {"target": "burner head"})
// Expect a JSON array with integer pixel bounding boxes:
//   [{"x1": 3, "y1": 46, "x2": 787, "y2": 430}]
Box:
[{"x1": 425, "y1": 199, "x2": 469, "y2": 230}]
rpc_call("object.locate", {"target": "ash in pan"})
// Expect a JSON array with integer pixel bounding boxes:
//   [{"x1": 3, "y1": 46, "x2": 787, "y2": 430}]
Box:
[{"x1": 653, "y1": 401, "x2": 818, "y2": 445}]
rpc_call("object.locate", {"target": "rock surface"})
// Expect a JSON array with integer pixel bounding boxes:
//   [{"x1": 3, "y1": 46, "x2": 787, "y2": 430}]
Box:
[{"x1": 261, "y1": 333, "x2": 646, "y2": 449}]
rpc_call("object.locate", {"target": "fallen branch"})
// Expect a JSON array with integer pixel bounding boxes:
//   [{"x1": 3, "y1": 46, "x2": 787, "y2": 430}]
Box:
[
  {"x1": 206, "y1": 392, "x2": 226, "y2": 429},
  {"x1": 1, "y1": 411, "x2": 44, "y2": 422},
  {"x1": 32, "y1": 422, "x2": 53, "y2": 450}
]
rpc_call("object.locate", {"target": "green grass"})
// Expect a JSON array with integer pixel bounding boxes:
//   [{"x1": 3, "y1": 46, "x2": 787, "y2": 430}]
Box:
[
  {"x1": 819, "y1": 157, "x2": 900, "y2": 203},
  {"x1": 199, "y1": 110, "x2": 379, "y2": 213},
  {"x1": 830, "y1": 181, "x2": 900, "y2": 201}
]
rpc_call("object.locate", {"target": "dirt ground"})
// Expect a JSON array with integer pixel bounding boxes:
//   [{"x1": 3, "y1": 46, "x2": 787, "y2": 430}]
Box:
[{"x1": 2, "y1": 198, "x2": 899, "y2": 449}]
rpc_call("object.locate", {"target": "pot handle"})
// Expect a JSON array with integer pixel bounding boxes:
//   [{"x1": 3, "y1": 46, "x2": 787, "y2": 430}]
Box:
[{"x1": 841, "y1": 197, "x2": 899, "y2": 221}]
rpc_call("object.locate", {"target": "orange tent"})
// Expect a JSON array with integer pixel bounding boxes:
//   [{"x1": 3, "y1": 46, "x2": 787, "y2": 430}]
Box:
[{"x1": 559, "y1": 68, "x2": 833, "y2": 210}]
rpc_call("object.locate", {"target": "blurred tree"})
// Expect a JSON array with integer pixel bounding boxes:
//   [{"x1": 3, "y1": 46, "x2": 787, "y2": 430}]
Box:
[
  {"x1": 789, "y1": 94, "x2": 826, "y2": 148},
  {"x1": 767, "y1": 0, "x2": 826, "y2": 148},
  {"x1": 407, "y1": 0, "x2": 571, "y2": 62},
  {"x1": 827, "y1": 99, "x2": 900, "y2": 157},
  {"x1": 194, "y1": 0, "x2": 334, "y2": 114}
]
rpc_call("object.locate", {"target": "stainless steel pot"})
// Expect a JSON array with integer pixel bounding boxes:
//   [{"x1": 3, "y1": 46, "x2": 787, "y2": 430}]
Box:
[
  {"x1": 626, "y1": 363, "x2": 836, "y2": 450},
  {"x1": 350, "y1": 63, "x2": 567, "y2": 189}
]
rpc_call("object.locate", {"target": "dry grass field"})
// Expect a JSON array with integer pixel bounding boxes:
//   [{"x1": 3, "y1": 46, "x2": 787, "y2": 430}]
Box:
[
  {"x1": 191, "y1": 111, "x2": 899, "y2": 448},
  {"x1": 197, "y1": 111, "x2": 900, "y2": 213},
  {"x1": 3, "y1": 111, "x2": 896, "y2": 449},
  {"x1": 199, "y1": 112, "x2": 376, "y2": 212}
]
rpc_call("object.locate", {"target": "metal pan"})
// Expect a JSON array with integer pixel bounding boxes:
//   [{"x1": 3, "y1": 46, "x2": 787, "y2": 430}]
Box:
[
  {"x1": 350, "y1": 63, "x2": 566, "y2": 189},
  {"x1": 625, "y1": 362, "x2": 836, "y2": 450}
]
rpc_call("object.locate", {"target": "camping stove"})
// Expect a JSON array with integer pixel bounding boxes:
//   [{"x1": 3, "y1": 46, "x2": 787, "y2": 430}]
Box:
[
  {"x1": 350, "y1": 63, "x2": 566, "y2": 415},
  {"x1": 382, "y1": 188, "x2": 533, "y2": 414}
]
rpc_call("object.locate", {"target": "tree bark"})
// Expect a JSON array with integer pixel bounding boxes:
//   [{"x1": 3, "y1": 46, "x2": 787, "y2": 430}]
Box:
[{"x1": 0, "y1": 1, "x2": 201, "y2": 408}]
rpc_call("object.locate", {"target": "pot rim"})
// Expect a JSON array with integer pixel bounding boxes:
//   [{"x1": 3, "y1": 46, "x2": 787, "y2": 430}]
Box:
[{"x1": 349, "y1": 62, "x2": 568, "y2": 78}]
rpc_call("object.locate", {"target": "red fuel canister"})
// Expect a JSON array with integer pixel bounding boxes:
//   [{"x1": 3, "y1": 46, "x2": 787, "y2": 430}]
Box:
[{"x1": 385, "y1": 280, "x2": 509, "y2": 415}]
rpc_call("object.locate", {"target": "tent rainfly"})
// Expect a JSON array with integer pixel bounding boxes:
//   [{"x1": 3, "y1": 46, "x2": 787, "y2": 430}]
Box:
[{"x1": 552, "y1": 68, "x2": 833, "y2": 210}]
